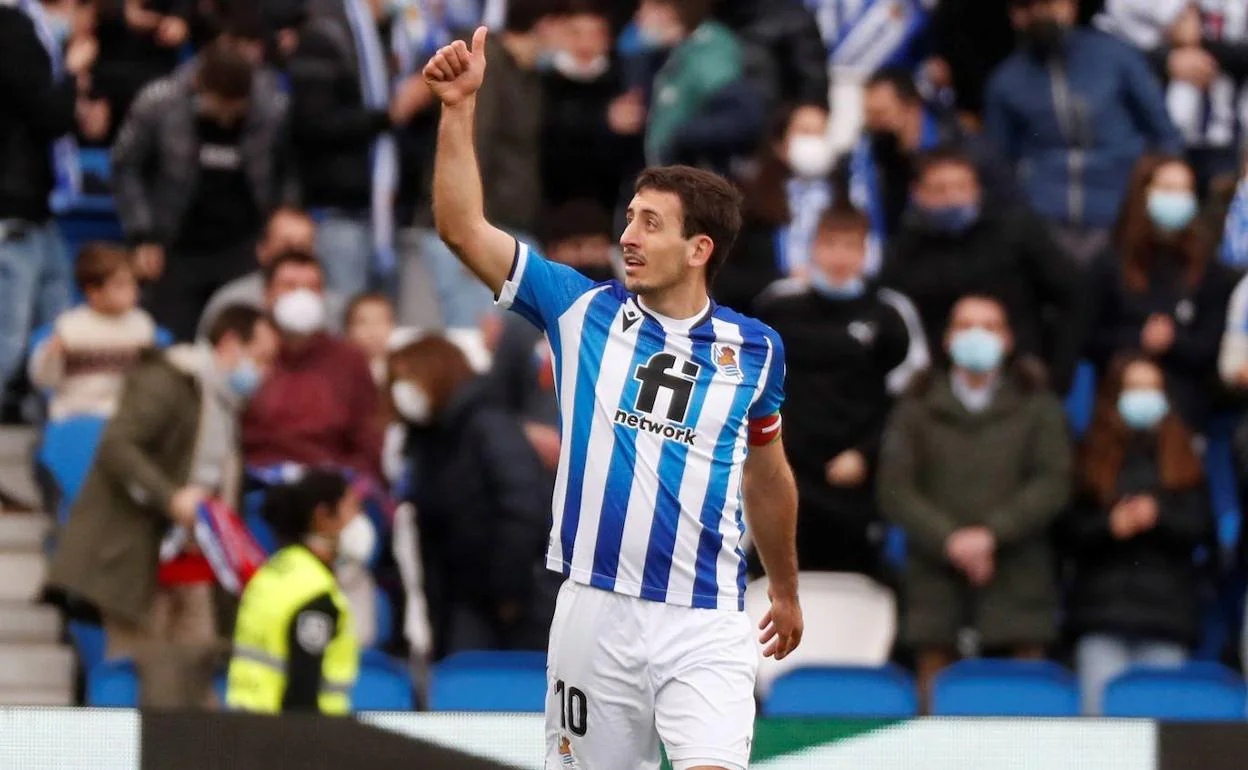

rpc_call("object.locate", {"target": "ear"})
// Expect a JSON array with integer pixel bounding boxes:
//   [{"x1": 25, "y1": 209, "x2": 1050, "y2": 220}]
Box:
[{"x1": 687, "y1": 235, "x2": 715, "y2": 269}]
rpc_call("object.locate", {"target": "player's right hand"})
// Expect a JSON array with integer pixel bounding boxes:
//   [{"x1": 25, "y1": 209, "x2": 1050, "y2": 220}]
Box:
[{"x1": 424, "y1": 26, "x2": 488, "y2": 107}]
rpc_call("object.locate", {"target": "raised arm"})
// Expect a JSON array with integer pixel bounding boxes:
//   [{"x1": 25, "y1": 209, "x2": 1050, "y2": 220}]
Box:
[{"x1": 425, "y1": 26, "x2": 517, "y2": 295}]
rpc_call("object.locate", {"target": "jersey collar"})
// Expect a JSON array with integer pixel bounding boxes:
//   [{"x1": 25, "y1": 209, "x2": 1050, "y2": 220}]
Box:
[{"x1": 635, "y1": 296, "x2": 714, "y2": 333}]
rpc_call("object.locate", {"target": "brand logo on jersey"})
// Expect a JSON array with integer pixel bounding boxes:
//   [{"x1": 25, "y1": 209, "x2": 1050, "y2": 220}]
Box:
[
  {"x1": 848, "y1": 320, "x2": 876, "y2": 346},
  {"x1": 622, "y1": 306, "x2": 642, "y2": 332},
  {"x1": 713, "y1": 343, "x2": 743, "y2": 382}
]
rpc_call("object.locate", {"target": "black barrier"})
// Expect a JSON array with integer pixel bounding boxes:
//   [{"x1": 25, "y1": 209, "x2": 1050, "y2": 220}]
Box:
[
  {"x1": 1158, "y1": 723, "x2": 1248, "y2": 770},
  {"x1": 140, "y1": 712, "x2": 518, "y2": 770}
]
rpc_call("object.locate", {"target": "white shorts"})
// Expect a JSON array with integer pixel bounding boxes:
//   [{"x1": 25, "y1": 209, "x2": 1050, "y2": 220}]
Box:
[{"x1": 544, "y1": 580, "x2": 757, "y2": 770}]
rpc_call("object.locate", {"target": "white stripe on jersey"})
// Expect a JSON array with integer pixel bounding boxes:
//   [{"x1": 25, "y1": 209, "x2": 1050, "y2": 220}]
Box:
[
  {"x1": 548, "y1": 287, "x2": 608, "y2": 566},
  {"x1": 568, "y1": 303, "x2": 636, "y2": 579}
]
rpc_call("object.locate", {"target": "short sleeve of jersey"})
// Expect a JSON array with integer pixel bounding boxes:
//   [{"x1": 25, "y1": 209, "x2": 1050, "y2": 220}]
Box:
[
  {"x1": 495, "y1": 240, "x2": 594, "y2": 332},
  {"x1": 749, "y1": 327, "x2": 786, "y2": 419}
]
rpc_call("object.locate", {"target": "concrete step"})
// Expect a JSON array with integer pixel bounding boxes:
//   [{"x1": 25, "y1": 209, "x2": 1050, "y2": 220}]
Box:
[
  {"x1": 0, "y1": 426, "x2": 39, "y2": 509},
  {"x1": 0, "y1": 554, "x2": 46, "y2": 603},
  {"x1": 0, "y1": 514, "x2": 50, "y2": 553},
  {"x1": 0, "y1": 688, "x2": 73, "y2": 706},
  {"x1": 0, "y1": 643, "x2": 74, "y2": 691},
  {"x1": 0, "y1": 602, "x2": 60, "y2": 643}
]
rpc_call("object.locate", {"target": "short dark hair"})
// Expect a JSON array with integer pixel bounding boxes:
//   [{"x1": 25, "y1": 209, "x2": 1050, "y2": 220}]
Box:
[
  {"x1": 207, "y1": 304, "x2": 269, "y2": 346},
  {"x1": 220, "y1": 5, "x2": 269, "y2": 43},
  {"x1": 915, "y1": 145, "x2": 980, "y2": 180},
  {"x1": 505, "y1": 0, "x2": 557, "y2": 32},
  {"x1": 74, "y1": 242, "x2": 131, "y2": 292},
  {"x1": 198, "y1": 39, "x2": 254, "y2": 101},
  {"x1": 866, "y1": 68, "x2": 922, "y2": 105},
  {"x1": 539, "y1": 199, "x2": 614, "y2": 250},
  {"x1": 345, "y1": 292, "x2": 394, "y2": 327},
  {"x1": 634, "y1": 165, "x2": 743, "y2": 278},
  {"x1": 815, "y1": 206, "x2": 870, "y2": 238},
  {"x1": 263, "y1": 467, "x2": 350, "y2": 545},
  {"x1": 263, "y1": 249, "x2": 322, "y2": 286}
]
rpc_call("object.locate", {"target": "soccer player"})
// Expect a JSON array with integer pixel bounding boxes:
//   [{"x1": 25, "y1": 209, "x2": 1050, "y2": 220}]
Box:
[{"x1": 424, "y1": 28, "x2": 803, "y2": 770}]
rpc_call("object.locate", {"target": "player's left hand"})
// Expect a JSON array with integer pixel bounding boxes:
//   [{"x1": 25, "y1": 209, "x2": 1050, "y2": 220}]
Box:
[{"x1": 759, "y1": 591, "x2": 803, "y2": 660}]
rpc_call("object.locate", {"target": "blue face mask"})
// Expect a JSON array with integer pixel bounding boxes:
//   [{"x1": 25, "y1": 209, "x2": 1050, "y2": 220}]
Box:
[
  {"x1": 1147, "y1": 190, "x2": 1198, "y2": 233},
  {"x1": 918, "y1": 202, "x2": 981, "y2": 235},
  {"x1": 1118, "y1": 388, "x2": 1169, "y2": 430},
  {"x1": 949, "y1": 327, "x2": 1005, "y2": 373},
  {"x1": 536, "y1": 49, "x2": 558, "y2": 72},
  {"x1": 228, "y1": 357, "x2": 263, "y2": 400},
  {"x1": 810, "y1": 272, "x2": 865, "y2": 300}
]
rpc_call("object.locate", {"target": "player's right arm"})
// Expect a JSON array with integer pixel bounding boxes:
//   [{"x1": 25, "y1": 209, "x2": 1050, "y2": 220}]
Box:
[{"x1": 425, "y1": 27, "x2": 514, "y2": 295}]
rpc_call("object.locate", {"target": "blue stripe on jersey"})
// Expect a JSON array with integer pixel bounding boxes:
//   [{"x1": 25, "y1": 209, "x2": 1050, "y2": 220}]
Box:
[
  {"x1": 691, "y1": 327, "x2": 768, "y2": 609},
  {"x1": 559, "y1": 291, "x2": 618, "y2": 568},
  {"x1": 735, "y1": 508, "x2": 749, "y2": 611},
  {"x1": 640, "y1": 325, "x2": 716, "y2": 602},
  {"x1": 590, "y1": 317, "x2": 667, "y2": 589}
]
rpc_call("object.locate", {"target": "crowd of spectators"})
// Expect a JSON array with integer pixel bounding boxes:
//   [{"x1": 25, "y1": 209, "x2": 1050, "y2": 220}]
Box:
[{"x1": 9, "y1": 0, "x2": 1248, "y2": 716}]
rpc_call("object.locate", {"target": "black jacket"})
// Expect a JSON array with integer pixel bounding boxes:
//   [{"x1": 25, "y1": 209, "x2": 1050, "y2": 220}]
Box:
[
  {"x1": 1085, "y1": 251, "x2": 1236, "y2": 428},
  {"x1": 541, "y1": 66, "x2": 639, "y2": 211},
  {"x1": 715, "y1": 0, "x2": 829, "y2": 111},
  {"x1": 880, "y1": 205, "x2": 1084, "y2": 392},
  {"x1": 404, "y1": 380, "x2": 549, "y2": 612},
  {"x1": 755, "y1": 280, "x2": 928, "y2": 573},
  {"x1": 287, "y1": 0, "x2": 392, "y2": 210},
  {"x1": 1061, "y1": 445, "x2": 1214, "y2": 647},
  {"x1": 0, "y1": 7, "x2": 78, "y2": 223}
]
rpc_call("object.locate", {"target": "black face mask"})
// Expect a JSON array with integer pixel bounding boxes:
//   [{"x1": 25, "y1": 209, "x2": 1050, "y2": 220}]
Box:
[
  {"x1": 1022, "y1": 18, "x2": 1068, "y2": 60},
  {"x1": 578, "y1": 265, "x2": 617, "y2": 284},
  {"x1": 868, "y1": 129, "x2": 902, "y2": 159}
]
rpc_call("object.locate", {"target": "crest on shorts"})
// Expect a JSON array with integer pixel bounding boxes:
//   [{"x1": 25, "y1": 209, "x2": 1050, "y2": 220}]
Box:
[
  {"x1": 558, "y1": 736, "x2": 580, "y2": 767},
  {"x1": 713, "y1": 343, "x2": 744, "y2": 382}
]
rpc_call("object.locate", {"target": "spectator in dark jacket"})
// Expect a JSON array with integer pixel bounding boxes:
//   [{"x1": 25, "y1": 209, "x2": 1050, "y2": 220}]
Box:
[
  {"x1": 715, "y1": 0, "x2": 828, "y2": 113},
  {"x1": 756, "y1": 207, "x2": 928, "y2": 576},
  {"x1": 112, "y1": 39, "x2": 293, "y2": 341},
  {"x1": 288, "y1": 0, "x2": 437, "y2": 299},
  {"x1": 0, "y1": 0, "x2": 98, "y2": 397},
  {"x1": 1062, "y1": 353, "x2": 1213, "y2": 715},
  {"x1": 985, "y1": 0, "x2": 1182, "y2": 266},
  {"x1": 1086, "y1": 154, "x2": 1236, "y2": 430},
  {"x1": 881, "y1": 147, "x2": 1083, "y2": 392},
  {"x1": 878, "y1": 295, "x2": 1072, "y2": 710},
  {"x1": 392, "y1": 335, "x2": 550, "y2": 658},
  {"x1": 833, "y1": 69, "x2": 1019, "y2": 275},
  {"x1": 928, "y1": 0, "x2": 1015, "y2": 118}
]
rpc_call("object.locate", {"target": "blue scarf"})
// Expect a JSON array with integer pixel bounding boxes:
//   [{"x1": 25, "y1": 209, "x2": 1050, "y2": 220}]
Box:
[
  {"x1": 18, "y1": 0, "x2": 81, "y2": 214},
  {"x1": 777, "y1": 177, "x2": 832, "y2": 275},
  {"x1": 1221, "y1": 179, "x2": 1248, "y2": 270},
  {"x1": 846, "y1": 108, "x2": 941, "y2": 275}
]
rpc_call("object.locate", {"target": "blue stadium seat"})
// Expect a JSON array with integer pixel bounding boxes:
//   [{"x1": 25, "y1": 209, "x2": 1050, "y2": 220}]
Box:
[
  {"x1": 436, "y1": 650, "x2": 547, "y2": 671},
  {"x1": 932, "y1": 659, "x2": 1079, "y2": 717},
  {"x1": 1103, "y1": 663, "x2": 1247, "y2": 721},
  {"x1": 87, "y1": 658, "x2": 138, "y2": 707},
  {"x1": 353, "y1": 652, "x2": 415, "y2": 711},
  {"x1": 373, "y1": 586, "x2": 393, "y2": 648},
  {"x1": 242, "y1": 489, "x2": 277, "y2": 555},
  {"x1": 429, "y1": 655, "x2": 547, "y2": 712},
  {"x1": 763, "y1": 665, "x2": 918, "y2": 718},
  {"x1": 68, "y1": 621, "x2": 106, "y2": 673},
  {"x1": 38, "y1": 415, "x2": 107, "y2": 523},
  {"x1": 1064, "y1": 361, "x2": 1097, "y2": 439},
  {"x1": 214, "y1": 672, "x2": 227, "y2": 705}
]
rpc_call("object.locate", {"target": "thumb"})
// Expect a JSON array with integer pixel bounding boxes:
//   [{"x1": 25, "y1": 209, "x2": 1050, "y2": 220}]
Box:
[{"x1": 471, "y1": 25, "x2": 488, "y2": 56}]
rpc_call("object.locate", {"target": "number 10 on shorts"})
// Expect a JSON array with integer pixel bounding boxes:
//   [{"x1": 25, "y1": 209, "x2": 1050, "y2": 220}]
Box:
[{"x1": 554, "y1": 679, "x2": 587, "y2": 736}]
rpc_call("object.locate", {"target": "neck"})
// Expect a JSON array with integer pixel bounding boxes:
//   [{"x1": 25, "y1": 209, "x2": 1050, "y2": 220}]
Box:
[
  {"x1": 955, "y1": 368, "x2": 996, "y2": 389},
  {"x1": 638, "y1": 279, "x2": 710, "y2": 321},
  {"x1": 303, "y1": 534, "x2": 336, "y2": 565},
  {"x1": 282, "y1": 332, "x2": 316, "y2": 353}
]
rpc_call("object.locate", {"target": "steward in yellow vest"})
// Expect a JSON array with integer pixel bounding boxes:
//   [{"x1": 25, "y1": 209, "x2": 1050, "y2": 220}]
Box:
[{"x1": 226, "y1": 468, "x2": 361, "y2": 714}]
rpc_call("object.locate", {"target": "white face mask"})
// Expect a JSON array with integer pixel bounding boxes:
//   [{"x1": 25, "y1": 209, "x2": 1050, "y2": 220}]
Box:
[
  {"x1": 553, "y1": 50, "x2": 609, "y2": 82},
  {"x1": 273, "y1": 288, "x2": 326, "y2": 335},
  {"x1": 787, "y1": 134, "x2": 835, "y2": 179},
  {"x1": 392, "y1": 381, "x2": 432, "y2": 424},
  {"x1": 337, "y1": 514, "x2": 376, "y2": 564}
]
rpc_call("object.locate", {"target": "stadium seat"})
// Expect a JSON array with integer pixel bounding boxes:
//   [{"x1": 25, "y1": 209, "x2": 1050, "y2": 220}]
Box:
[
  {"x1": 436, "y1": 650, "x2": 547, "y2": 671},
  {"x1": 932, "y1": 659, "x2": 1079, "y2": 717},
  {"x1": 1064, "y1": 361, "x2": 1097, "y2": 439},
  {"x1": 429, "y1": 655, "x2": 547, "y2": 712},
  {"x1": 68, "y1": 621, "x2": 106, "y2": 674},
  {"x1": 242, "y1": 489, "x2": 277, "y2": 555},
  {"x1": 745, "y1": 572, "x2": 896, "y2": 696},
  {"x1": 87, "y1": 658, "x2": 138, "y2": 707},
  {"x1": 763, "y1": 665, "x2": 918, "y2": 718},
  {"x1": 373, "y1": 586, "x2": 393, "y2": 648},
  {"x1": 353, "y1": 652, "x2": 415, "y2": 711},
  {"x1": 1103, "y1": 663, "x2": 1247, "y2": 721},
  {"x1": 38, "y1": 415, "x2": 107, "y2": 523}
]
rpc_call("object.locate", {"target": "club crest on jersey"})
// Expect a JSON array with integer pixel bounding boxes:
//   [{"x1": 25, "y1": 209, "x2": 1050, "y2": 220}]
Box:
[
  {"x1": 558, "y1": 736, "x2": 579, "y2": 767},
  {"x1": 713, "y1": 343, "x2": 744, "y2": 382}
]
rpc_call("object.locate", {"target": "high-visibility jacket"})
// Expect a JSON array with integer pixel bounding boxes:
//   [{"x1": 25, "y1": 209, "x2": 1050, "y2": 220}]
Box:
[{"x1": 226, "y1": 544, "x2": 358, "y2": 715}]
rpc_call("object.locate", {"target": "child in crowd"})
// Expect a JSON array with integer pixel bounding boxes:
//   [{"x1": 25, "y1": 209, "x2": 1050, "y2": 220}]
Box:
[
  {"x1": 346, "y1": 292, "x2": 397, "y2": 385},
  {"x1": 29, "y1": 243, "x2": 157, "y2": 420}
]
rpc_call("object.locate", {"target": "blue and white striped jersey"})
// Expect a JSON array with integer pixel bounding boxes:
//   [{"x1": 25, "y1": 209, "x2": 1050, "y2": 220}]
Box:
[{"x1": 497, "y1": 242, "x2": 787, "y2": 611}]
